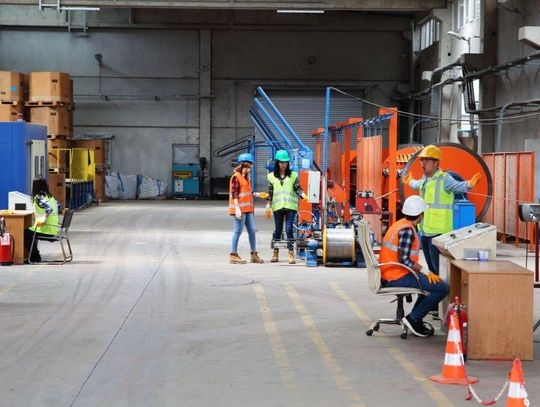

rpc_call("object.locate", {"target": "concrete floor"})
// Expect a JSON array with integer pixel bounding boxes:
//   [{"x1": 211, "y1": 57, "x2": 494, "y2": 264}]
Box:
[{"x1": 0, "y1": 200, "x2": 538, "y2": 407}]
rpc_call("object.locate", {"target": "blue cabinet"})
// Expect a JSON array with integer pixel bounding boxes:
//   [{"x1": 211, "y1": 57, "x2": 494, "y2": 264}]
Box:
[{"x1": 0, "y1": 122, "x2": 48, "y2": 209}]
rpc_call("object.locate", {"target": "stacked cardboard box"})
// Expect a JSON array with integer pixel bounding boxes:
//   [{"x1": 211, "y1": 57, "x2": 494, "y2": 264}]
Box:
[
  {"x1": 27, "y1": 72, "x2": 73, "y2": 138},
  {"x1": 48, "y1": 173, "x2": 67, "y2": 212},
  {"x1": 0, "y1": 71, "x2": 24, "y2": 121}
]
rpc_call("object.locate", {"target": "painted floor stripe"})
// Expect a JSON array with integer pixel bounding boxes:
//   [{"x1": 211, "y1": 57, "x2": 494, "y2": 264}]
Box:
[
  {"x1": 287, "y1": 284, "x2": 365, "y2": 407},
  {"x1": 254, "y1": 284, "x2": 298, "y2": 396},
  {"x1": 329, "y1": 281, "x2": 454, "y2": 407}
]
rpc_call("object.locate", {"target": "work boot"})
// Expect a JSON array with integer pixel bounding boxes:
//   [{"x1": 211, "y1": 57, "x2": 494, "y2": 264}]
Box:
[
  {"x1": 229, "y1": 252, "x2": 247, "y2": 264},
  {"x1": 288, "y1": 251, "x2": 296, "y2": 265},
  {"x1": 271, "y1": 249, "x2": 279, "y2": 263},
  {"x1": 251, "y1": 251, "x2": 264, "y2": 264}
]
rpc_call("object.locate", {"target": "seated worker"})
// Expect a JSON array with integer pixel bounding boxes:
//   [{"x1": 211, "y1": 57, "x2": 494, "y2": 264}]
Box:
[
  {"x1": 379, "y1": 195, "x2": 449, "y2": 337},
  {"x1": 24, "y1": 178, "x2": 60, "y2": 263}
]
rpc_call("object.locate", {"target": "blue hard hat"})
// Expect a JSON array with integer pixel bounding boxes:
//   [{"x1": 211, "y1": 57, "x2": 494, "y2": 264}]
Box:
[{"x1": 238, "y1": 153, "x2": 255, "y2": 163}]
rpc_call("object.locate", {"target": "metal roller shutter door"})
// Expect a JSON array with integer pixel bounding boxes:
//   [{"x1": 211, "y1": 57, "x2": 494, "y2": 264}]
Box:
[{"x1": 254, "y1": 93, "x2": 363, "y2": 189}]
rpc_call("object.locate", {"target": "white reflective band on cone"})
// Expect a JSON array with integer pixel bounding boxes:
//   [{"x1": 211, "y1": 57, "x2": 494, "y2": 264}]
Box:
[
  {"x1": 443, "y1": 353, "x2": 462, "y2": 367},
  {"x1": 447, "y1": 329, "x2": 461, "y2": 343},
  {"x1": 508, "y1": 382, "x2": 528, "y2": 398}
]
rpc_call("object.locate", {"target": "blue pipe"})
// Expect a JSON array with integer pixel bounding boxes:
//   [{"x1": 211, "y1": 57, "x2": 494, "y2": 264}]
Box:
[
  {"x1": 256, "y1": 87, "x2": 309, "y2": 152},
  {"x1": 254, "y1": 98, "x2": 295, "y2": 150},
  {"x1": 250, "y1": 108, "x2": 283, "y2": 149}
]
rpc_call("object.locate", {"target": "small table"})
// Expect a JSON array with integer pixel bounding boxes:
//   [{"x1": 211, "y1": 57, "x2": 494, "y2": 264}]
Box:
[
  {"x1": 0, "y1": 210, "x2": 34, "y2": 265},
  {"x1": 450, "y1": 260, "x2": 534, "y2": 360}
]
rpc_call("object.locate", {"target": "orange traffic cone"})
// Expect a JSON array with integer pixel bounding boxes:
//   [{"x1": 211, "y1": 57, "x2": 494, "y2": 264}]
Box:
[
  {"x1": 430, "y1": 312, "x2": 479, "y2": 385},
  {"x1": 506, "y1": 359, "x2": 528, "y2": 407}
]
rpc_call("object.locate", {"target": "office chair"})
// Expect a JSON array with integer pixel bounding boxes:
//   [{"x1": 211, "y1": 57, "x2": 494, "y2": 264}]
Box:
[
  {"x1": 28, "y1": 209, "x2": 74, "y2": 265},
  {"x1": 357, "y1": 218, "x2": 434, "y2": 339}
]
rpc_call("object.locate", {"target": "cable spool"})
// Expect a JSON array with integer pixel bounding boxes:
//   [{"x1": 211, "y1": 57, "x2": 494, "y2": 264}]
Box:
[{"x1": 322, "y1": 227, "x2": 356, "y2": 265}]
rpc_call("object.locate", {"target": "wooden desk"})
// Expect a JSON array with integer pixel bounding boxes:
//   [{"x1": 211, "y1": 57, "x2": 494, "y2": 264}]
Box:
[
  {"x1": 450, "y1": 260, "x2": 534, "y2": 360},
  {"x1": 0, "y1": 211, "x2": 33, "y2": 265}
]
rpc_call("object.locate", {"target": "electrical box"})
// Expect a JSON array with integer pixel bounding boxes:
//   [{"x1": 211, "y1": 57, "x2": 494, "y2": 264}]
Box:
[
  {"x1": 453, "y1": 199, "x2": 476, "y2": 229},
  {"x1": 172, "y1": 164, "x2": 199, "y2": 197},
  {"x1": 0, "y1": 122, "x2": 48, "y2": 209},
  {"x1": 307, "y1": 171, "x2": 321, "y2": 203}
]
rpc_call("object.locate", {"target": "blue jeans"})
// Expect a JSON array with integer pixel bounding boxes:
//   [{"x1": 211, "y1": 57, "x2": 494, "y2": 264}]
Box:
[
  {"x1": 231, "y1": 212, "x2": 257, "y2": 253},
  {"x1": 273, "y1": 209, "x2": 296, "y2": 251},
  {"x1": 384, "y1": 273, "x2": 449, "y2": 321},
  {"x1": 421, "y1": 234, "x2": 441, "y2": 275}
]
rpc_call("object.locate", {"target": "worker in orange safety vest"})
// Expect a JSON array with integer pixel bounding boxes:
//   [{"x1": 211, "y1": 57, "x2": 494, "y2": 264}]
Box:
[{"x1": 379, "y1": 195, "x2": 449, "y2": 337}]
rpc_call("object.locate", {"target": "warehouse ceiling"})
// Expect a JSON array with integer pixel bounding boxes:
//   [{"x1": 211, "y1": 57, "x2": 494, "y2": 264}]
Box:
[{"x1": 0, "y1": 0, "x2": 446, "y2": 11}]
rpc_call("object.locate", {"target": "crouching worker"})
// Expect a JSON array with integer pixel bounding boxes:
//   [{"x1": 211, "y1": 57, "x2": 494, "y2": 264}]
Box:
[
  {"x1": 379, "y1": 195, "x2": 449, "y2": 337},
  {"x1": 24, "y1": 178, "x2": 60, "y2": 263}
]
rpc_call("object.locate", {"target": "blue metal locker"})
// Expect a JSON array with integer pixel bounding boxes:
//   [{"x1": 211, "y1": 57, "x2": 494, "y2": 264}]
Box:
[{"x1": 0, "y1": 122, "x2": 48, "y2": 209}]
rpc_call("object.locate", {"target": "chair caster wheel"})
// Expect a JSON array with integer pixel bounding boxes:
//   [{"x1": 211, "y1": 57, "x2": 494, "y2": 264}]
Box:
[
  {"x1": 400, "y1": 332, "x2": 408, "y2": 339},
  {"x1": 366, "y1": 329, "x2": 374, "y2": 336},
  {"x1": 373, "y1": 324, "x2": 380, "y2": 331}
]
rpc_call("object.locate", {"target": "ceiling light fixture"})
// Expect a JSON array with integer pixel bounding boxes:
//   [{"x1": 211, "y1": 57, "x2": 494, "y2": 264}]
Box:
[{"x1": 276, "y1": 10, "x2": 324, "y2": 14}]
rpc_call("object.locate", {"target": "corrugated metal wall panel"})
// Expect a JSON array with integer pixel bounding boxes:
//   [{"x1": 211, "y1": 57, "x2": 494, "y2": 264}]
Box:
[{"x1": 253, "y1": 94, "x2": 363, "y2": 189}]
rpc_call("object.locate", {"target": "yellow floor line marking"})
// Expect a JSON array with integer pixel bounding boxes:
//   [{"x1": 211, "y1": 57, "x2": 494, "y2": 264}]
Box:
[
  {"x1": 254, "y1": 284, "x2": 298, "y2": 395},
  {"x1": 287, "y1": 284, "x2": 365, "y2": 407},
  {"x1": 329, "y1": 282, "x2": 454, "y2": 407},
  {"x1": 0, "y1": 267, "x2": 40, "y2": 298}
]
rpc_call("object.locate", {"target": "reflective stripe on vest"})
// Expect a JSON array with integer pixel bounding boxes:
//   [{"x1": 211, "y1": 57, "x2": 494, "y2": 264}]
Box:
[
  {"x1": 379, "y1": 218, "x2": 420, "y2": 282},
  {"x1": 419, "y1": 171, "x2": 454, "y2": 235},
  {"x1": 229, "y1": 172, "x2": 254, "y2": 214},
  {"x1": 268, "y1": 172, "x2": 298, "y2": 211},
  {"x1": 30, "y1": 196, "x2": 59, "y2": 236}
]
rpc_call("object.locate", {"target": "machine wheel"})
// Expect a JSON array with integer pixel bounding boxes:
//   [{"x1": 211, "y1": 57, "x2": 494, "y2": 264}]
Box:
[
  {"x1": 400, "y1": 332, "x2": 408, "y2": 339},
  {"x1": 366, "y1": 329, "x2": 374, "y2": 336}
]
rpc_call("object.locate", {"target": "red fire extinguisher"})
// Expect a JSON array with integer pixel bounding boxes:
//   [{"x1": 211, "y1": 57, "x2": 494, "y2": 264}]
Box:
[
  {"x1": 453, "y1": 296, "x2": 468, "y2": 361},
  {"x1": 0, "y1": 218, "x2": 15, "y2": 266}
]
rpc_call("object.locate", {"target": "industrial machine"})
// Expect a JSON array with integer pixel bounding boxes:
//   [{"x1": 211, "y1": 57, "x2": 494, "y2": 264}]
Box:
[
  {"x1": 0, "y1": 122, "x2": 48, "y2": 209},
  {"x1": 433, "y1": 222, "x2": 498, "y2": 318},
  {"x1": 172, "y1": 144, "x2": 200, "y2": 198}
]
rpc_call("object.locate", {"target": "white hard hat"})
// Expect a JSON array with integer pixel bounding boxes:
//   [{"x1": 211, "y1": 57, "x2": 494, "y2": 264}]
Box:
[{"x1": 402, "y1": 195, "x2": 426, "y2": 216}]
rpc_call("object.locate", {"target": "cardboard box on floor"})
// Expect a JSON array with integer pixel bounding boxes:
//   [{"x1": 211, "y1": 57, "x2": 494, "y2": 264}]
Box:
[
  {"x1": 71, "y1": 139, "x2": 105, "y2": 169},
  {"x1": 48, "y1": 173, "x2": 66, "y2": 212},
  {"x1": 0, "y1": 71, "x2": 24, "y2": 102},
  {"x1": 48, "y1": 139, "x2": 71, "y2": 171}
]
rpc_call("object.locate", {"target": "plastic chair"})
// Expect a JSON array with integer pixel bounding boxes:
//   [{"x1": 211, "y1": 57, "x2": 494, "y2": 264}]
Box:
[
  {"x1": 28, "y1": 209, "x2": 74, "y2": 265},
  {"x1": 356, "y1": 218, "x2": 433, "y2": 339}
]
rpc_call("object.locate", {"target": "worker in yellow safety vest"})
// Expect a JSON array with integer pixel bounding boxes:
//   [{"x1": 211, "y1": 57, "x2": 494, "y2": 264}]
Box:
[
  {"x1": 380, "y1": 195, "x2": 449, "y2": 337},
  {"x1": 24, "y1": 178, "x2": 60, "y2": 263},
  {"x1": 403, "y1": 145, "x2": 482, "y2": 277},
  {"x1": 265, "y1": 150, "x2": 308, "y2": 265}
]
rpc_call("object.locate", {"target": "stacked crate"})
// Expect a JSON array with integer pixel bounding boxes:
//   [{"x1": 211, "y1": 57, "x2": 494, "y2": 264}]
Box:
[
  {"x1": 0, "y1": 71, "x2": 24, "y2": 121},
  {"x1": 71, "y1": 139, "x2": 107, "y2": 201},
  {"x1": 27, "y1": 72, "x2": 74, "y2": 210}
]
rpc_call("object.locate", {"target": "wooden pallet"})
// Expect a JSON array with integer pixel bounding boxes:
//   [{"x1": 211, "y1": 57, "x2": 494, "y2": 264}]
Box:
[
  {"x1": 47, "y1": 134, "x2": 71, "y2": 140},
  {"x1": 48, "y1": 168, "x2": 69, "y2": 174},
  {"x1": 26, "y1": 100, "x2": 73, "y2": 109},
  {"x1": 0, "y1": 100, "x2": 22, "y2": 105}
]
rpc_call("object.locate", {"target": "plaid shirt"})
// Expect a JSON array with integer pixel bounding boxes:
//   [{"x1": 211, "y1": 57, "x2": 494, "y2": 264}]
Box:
[
  {"x1": 397, "y1": 227, "x2": 416, "y2": 267},
  {"x1": 230, "y1": 175, "x2": 241, "y2": 200}
]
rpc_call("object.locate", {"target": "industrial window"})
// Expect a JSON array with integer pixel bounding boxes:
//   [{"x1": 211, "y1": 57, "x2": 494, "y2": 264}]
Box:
[
  {"x1": 453, "y1": 0, "x2": 481, "y2": 31},
  {"x1": 419, "y1": 18, "x2": 440, "y2": 50},
  {"x1": 459, "y1": 79, "x2": 480, "y2": 133}
]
